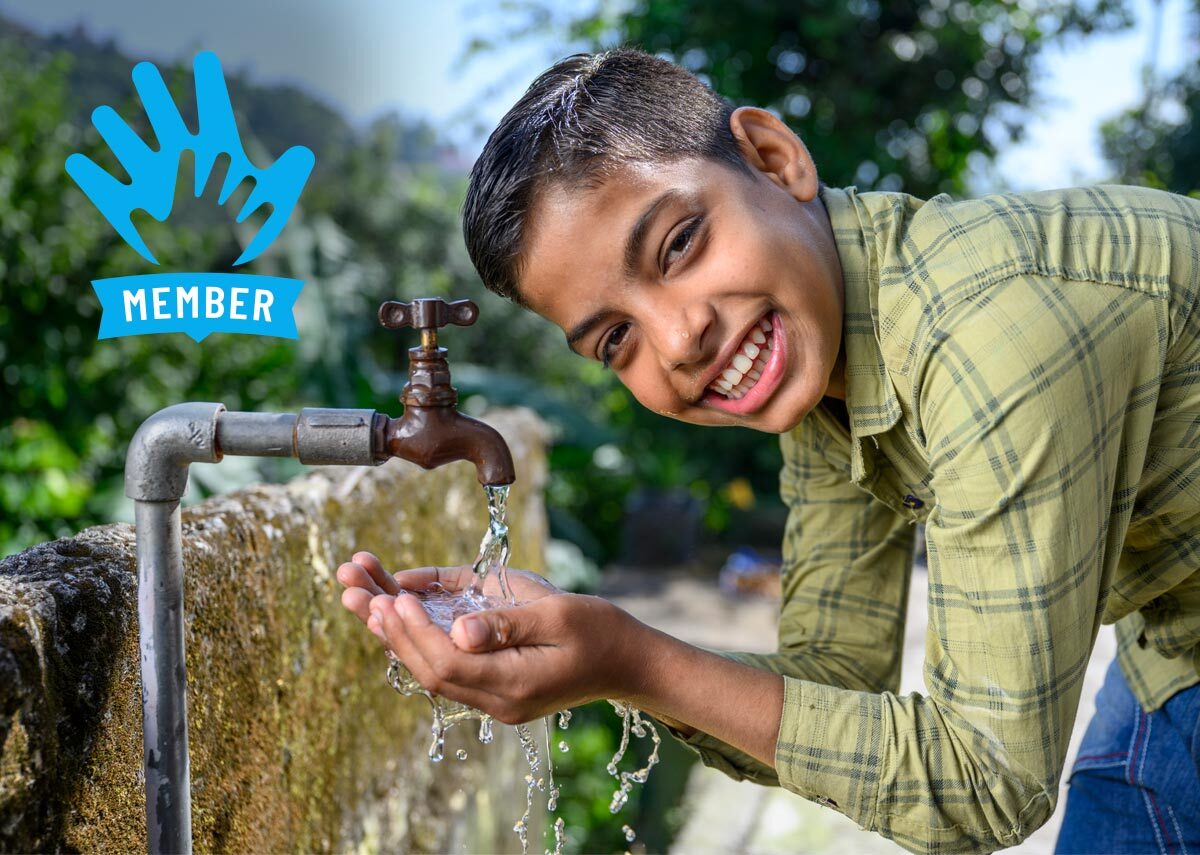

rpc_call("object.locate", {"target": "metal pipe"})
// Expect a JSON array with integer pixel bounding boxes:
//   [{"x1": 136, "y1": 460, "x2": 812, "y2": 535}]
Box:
[
  {"x1": 127, "y1": 403, "x2": 223, "y2": 855},
  {"x1": 127, "y1": 403, "x2": 379, "y2": 854},
  {"x1": 215, "y1": 411, "x2": 296, "y2": 457},
  {"x1": 135, "y1": 499, "x2": 192, "y2": 855},
  {"x1": 128, "y1": 394, "x2": 512, "y2": 852}
]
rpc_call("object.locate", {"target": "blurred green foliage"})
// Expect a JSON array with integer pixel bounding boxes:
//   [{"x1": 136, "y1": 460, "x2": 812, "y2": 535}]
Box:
[{"x1": 1102, "y1": 0, "x2": 1200, "y2": 195}]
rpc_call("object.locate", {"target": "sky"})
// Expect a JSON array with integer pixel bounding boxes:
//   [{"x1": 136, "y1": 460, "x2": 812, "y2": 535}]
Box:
[{"x1": 2, "y1": 0, "x2": 1194, "y2": 192}]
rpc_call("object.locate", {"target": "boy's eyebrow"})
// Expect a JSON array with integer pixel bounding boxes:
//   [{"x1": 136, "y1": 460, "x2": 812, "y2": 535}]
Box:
[
  {"x1": 566, "y1": 307, "x2": 615, "y2": 355},
  {"x1": 622, "y1": 188, "x2": 686, "y2": 280}
]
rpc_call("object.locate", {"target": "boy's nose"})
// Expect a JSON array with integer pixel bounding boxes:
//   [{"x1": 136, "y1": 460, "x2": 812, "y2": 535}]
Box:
[{"x1": 652, "y1": 301, "x2": 715, "y2": 372}]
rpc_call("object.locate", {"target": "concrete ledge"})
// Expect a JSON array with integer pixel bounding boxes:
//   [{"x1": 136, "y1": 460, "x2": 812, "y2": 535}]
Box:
[{"x1": 0, "y1": 408, "x2": 548, "y2": 853}]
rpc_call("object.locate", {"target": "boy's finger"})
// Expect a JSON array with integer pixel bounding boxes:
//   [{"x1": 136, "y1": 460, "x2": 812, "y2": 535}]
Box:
[
  {"x1": 393, "y1": 565, "x2": 470, "y2": 592},
  {"x1": 375, "y1": 602, "x2": 431, "y2": 673},
  {"x1": 336, "y1": 562, "x2": 383, "y2": 596},
  {"x1": 341, "y1": 586, "x2": 373, "y2": 623},
  {"x1": 393, "y1": 595, "x2": 489, "y2": 685},
  {"x1": 366, "y1": 612, "x2": 387, "y2": 644},
  {"x1": 449, "y1": 601, "x2": 549, "y2": 653},
  {"x1": 377, "y1": 605, "x2": 500, "y2": 713},
  {"x1": 352, "y1": 551, "x2": 400, "y2": 595}
]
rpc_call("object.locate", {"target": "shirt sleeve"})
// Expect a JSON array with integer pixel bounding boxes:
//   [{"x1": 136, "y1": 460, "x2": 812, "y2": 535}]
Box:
[
  {"x1": 772, "y1": 275, "x2": 1158, "y2": 853},
  {"x1": 668, "y1": 412, "x2": 915, "y2": 787}
]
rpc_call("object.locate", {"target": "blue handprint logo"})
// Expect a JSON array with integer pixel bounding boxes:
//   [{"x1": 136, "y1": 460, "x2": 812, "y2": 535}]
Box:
[{"x1": 67, "y1": 51, "x2": 313, "y2": 341}]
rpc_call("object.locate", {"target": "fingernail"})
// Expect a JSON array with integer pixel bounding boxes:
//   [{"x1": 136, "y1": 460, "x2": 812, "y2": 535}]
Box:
[{"x1": 462, "y1": 617, "x2": 489, "y2": 649}]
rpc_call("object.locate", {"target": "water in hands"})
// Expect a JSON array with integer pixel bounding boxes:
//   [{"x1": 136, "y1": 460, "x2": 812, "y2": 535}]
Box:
[{"x1": 382, "y1": 484, "x2": 660, "y2": 855}]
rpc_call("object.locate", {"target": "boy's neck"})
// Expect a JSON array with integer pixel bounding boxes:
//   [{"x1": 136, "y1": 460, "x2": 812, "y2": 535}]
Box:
[
  {"x1": 822, "y1": 333, "x2": 849, "y2": 401},
  {"x1": 822, "y1": 395, "x2": 851, "y2": 433}
]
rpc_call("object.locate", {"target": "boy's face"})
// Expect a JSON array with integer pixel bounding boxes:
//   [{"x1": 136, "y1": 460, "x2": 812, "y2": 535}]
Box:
[{"x1": 517, "y1": 108, "x2": 846, "y2": 434}]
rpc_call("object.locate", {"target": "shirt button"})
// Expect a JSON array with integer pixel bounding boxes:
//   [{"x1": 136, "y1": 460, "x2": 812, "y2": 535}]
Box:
[{"x1": 902, "y1": 494, "x2": 924, "y2": 509}]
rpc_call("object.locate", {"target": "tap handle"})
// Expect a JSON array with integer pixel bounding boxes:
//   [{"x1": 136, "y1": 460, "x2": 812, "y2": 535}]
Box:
[{"x1": 378, "y1": 298, "x2": 479, "y2": 332}]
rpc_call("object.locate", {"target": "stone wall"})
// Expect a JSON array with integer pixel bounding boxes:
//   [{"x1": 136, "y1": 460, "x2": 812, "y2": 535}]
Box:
[{"x1": 0, "y1": 408, "x2": 548, "y2": 854}]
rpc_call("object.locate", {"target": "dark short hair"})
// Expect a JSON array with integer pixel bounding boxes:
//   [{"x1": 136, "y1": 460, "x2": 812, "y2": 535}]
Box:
[{"x1": 462, "y1": 47, "x2": 751, "y2": 305}]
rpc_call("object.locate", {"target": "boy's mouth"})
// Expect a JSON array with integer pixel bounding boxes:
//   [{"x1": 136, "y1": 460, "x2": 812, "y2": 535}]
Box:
[{"x1": 699, "y1": 311, "x2": 787, "y2": 415}]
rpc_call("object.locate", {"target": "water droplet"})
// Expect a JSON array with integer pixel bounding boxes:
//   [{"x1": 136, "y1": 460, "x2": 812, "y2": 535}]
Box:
[
  {"x1": 558, "y1": 740, "x2": 570, "y2": 753},
  {"x1": 456, "y1": 749, "x2": 468, "y2": 761},
  {"x1": 622, "y1": 824, "x2": 636, "y2": 842}
]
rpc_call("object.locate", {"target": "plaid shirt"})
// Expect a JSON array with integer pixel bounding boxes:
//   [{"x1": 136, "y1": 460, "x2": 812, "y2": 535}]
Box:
[{"x1": 675, "y1": 184, "x2": 1200, "y2": 852}]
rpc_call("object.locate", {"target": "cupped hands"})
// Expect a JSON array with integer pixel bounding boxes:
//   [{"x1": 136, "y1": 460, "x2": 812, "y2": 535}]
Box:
[{"x1": 336, "y1": 551, "x2": 648, "y2": 724}]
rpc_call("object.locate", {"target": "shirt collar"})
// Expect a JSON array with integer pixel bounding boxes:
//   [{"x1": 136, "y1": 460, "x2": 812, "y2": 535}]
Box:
[{"x1": 816, "y1": 185, "x2": 903, "y2": 484}]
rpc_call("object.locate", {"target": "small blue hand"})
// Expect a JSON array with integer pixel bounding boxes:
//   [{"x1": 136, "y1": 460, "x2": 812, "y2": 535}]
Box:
[{"x1": 65, "y1": 51, "x2": 314, "y2": 266}]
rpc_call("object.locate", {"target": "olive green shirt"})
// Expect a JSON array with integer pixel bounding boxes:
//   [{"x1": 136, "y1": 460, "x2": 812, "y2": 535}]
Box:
[{"x1": 675, "y1": 184, "x2": 1200, "y2": 853}]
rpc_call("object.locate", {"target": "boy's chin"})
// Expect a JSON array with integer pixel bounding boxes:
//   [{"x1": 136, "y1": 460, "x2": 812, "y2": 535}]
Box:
[{"x1": 670, "y1": 401, "x2": 804, "y2": 434}]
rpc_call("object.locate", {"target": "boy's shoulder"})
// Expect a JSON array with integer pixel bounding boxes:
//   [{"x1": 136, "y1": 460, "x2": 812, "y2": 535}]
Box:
[
  {"x1": 849, "y1": 184, "x2": 1195, "y2": 341},
  {"x1": 855, "y1": 183, "x2": 1195, "y2": 277},
  {"x1": 833, "y1": 183, "x2": 1199, "y2": 416}
]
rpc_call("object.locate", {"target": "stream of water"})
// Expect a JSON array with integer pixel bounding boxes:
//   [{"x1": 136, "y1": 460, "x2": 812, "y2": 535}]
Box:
[{"x1": 382, "y1": 484, "x2": 660, "y2": 854}]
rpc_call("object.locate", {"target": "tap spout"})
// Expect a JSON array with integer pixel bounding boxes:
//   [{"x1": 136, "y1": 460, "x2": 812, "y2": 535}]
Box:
[{"x1": 380, "y1": 407, "x2": 516, "y2": 486}]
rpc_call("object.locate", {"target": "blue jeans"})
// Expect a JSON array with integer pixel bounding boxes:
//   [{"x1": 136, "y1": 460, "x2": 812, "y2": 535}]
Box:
[{"x1": 1057, "y1": 659, "x2": 1200, "y2": 854}]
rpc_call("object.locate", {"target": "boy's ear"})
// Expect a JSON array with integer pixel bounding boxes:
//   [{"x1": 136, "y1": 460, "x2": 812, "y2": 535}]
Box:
[{"x1": 729, "y1": 107, "x2": 819, "y2": 202}]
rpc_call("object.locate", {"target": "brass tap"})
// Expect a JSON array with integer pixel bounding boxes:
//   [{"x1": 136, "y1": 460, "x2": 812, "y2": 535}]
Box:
[{"x1": 375, "y1": 298, "x2": 516, "y2": 486}]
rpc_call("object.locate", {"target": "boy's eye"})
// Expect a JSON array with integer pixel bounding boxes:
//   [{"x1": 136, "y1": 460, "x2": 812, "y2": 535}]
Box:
[
  {"x1": 663, "y1": 217, "x2": 702, "y2": 272},
  {"x1": 601, "y1": 322, "x2": 630, "y2": 368}
]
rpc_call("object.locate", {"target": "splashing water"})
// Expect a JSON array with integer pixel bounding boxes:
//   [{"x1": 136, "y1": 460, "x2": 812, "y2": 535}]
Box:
[
  {"x1": 513, "y1": 723, "x2": 541, "y2": 854},
  {"x1": 384, "y1": 485, "x2": 514, "y2": 761},
  {"x1": 380, "y1": 483, "x2": 660, "y2": 854},
  {"x1": 605, "y1": 701, "x2": 661, "y2": 819},
  {"x1": 544, "y1": 717, "x2": 561, "y2": 812},
  {"x1": 469, "y1": 484, "x2": 513, "y2": 602}
]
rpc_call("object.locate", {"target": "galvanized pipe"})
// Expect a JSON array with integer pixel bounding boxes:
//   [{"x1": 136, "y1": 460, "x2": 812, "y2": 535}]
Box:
[
  {"x1": 135, "y1": 499, "x2": 192, "y2": 855},
  {"x1": 127, "y1": 403, "x2": 380, "y2": 854},
  {"x1": 215, "y1": 411, "x2": 296, "y2": 457}
]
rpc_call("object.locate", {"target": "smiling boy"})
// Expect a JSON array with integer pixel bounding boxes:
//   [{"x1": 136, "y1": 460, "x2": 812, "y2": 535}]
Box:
[{"x1": 338, "y1": 48, "x2": 1200, "y2": 853}]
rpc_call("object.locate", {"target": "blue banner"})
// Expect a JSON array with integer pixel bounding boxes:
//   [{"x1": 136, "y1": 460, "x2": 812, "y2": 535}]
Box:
[{"x1": 92, "y1": 273, "x2": 303, "y2": 342}]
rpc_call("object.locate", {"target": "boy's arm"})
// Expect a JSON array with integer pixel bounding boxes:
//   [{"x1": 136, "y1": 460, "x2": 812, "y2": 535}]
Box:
[
  {"x1": 655, "y1": 419, "x2": 916, "y2": 785},
  {"x1": 747, "y1": 276, "x2": 1157, "y2": 852}
]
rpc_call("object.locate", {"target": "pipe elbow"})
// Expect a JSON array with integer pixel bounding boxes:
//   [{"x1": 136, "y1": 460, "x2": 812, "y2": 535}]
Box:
[{"x1": 125, "y1": 402, "x2": 225, "y2": 502}]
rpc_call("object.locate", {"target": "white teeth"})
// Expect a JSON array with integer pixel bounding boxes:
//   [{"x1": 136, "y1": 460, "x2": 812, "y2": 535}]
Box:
[{"x1": 708, "y1": 315, "x2": 778, "y2": 400}]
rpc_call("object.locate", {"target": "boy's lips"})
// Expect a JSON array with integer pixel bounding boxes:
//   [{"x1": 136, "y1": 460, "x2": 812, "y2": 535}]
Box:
[{"x1": 699, "y1": 311, "x2": 787, "y2": 415}]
